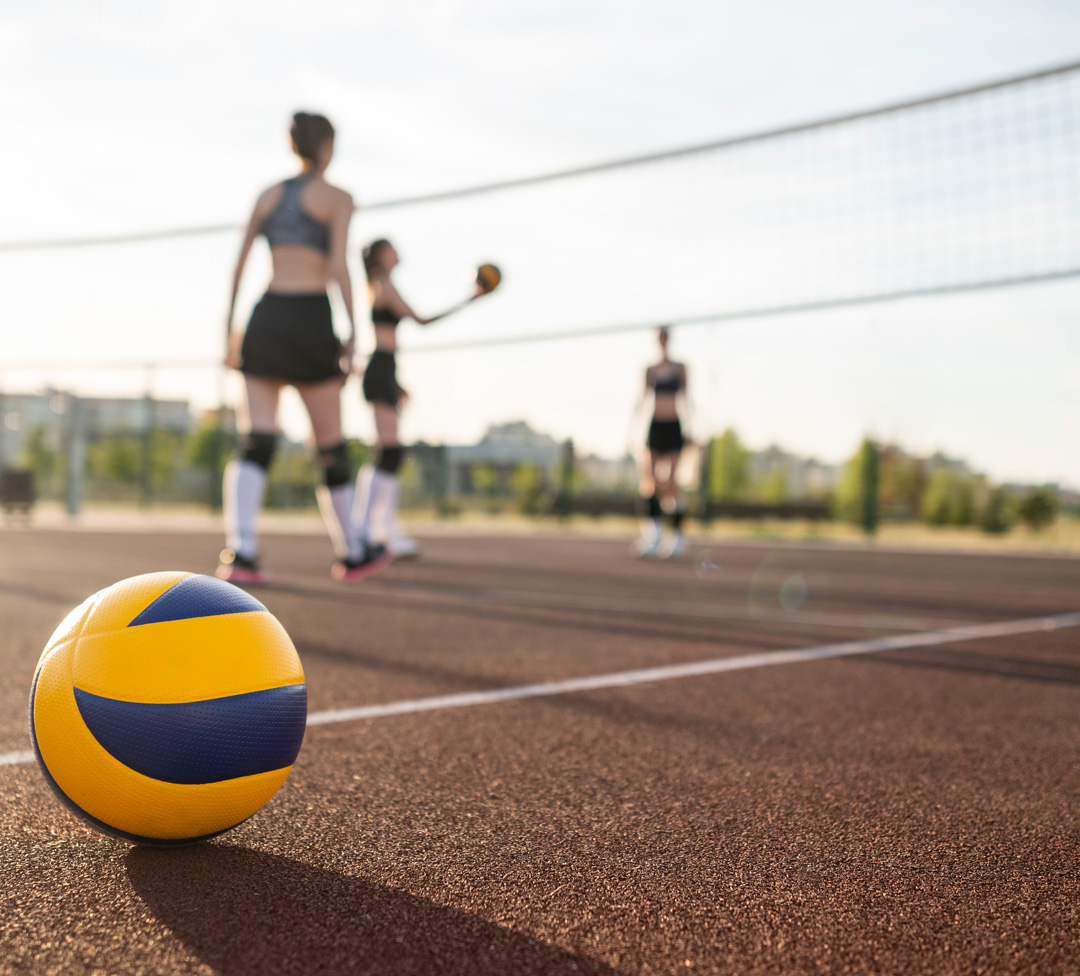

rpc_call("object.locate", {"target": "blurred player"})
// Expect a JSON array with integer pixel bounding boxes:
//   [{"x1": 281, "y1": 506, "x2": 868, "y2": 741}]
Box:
[
  {"x1": 353, "y1": 241, "x2": 491, "y2": 558},
  {"x1": 220, "y1": 111, "x2": 384, "y2": 584},
  {"x1": 635, "y1": 326, "x2": 690, "y2": 558}
]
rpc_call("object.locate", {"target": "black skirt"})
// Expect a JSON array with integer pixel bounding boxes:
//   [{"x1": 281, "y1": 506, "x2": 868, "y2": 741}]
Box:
[
  {"x1": 647, "y1": 418, "x2": 684, "y2": 453},
  {"x1": 240, "y1": 292, "x2": 343, "y2": 384},
  {"x1": 362, "y1": 350, "x2": 399, "y2": 406}
]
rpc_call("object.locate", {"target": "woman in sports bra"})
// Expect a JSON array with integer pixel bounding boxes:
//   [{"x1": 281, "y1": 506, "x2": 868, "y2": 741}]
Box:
[
  {"x1": 220, "y1": 111, "x2": 386, "y2": 584},
  {"x1": 637, "y1": 325, "x2": 690, "y2": 558},
  {"x1": 353, "y1": 239, "x2": 482, "y2": 558}
]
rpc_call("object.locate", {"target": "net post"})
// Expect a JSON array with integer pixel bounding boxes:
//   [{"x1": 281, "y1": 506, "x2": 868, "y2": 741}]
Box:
[{"x1": 65, "y1": 394, "x2": 84, "y2": 519}]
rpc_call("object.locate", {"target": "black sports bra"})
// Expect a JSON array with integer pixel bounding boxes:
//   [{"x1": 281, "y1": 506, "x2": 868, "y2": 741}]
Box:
[
  {"x1": 650, "y1": 365, "x2": 683, "y2": 395},
  {"x1": 371, "y1": 306, "x2": 402, "y2": 327},
  {"x1": 260, "y1": 177, "x2": 330, "y2": 255}
]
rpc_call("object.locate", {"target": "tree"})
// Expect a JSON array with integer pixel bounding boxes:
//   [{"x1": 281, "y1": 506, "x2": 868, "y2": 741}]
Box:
[
  {"x1": 20, "y1": 424, "x2": 58, "y2": 485},
  {"x1": 1016, "y1": 488, "x2": 1057, "y2": 531},
  {"x1": 835, "y1": 438, "x2": 879, "y2": 532},
  {"x1": 708, "y1": 428, "x2": 749, "y2": 501},
  {"x1": 921, "y1": 469, "x2": 976, "y2": 527},
  {"x1": 979, "y1": 486, "x2": 1011, "y2": 534},
  {"x1": 510, "y1": 463, "x2": 544, "y2": 515}
]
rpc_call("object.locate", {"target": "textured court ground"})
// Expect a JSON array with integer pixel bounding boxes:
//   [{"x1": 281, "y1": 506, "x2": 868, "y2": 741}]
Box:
[{"x1": 1, "y1": 528, "x2": 1078, "y2": 975}]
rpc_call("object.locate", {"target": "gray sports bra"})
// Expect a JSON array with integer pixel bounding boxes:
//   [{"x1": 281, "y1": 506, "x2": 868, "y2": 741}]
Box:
[{"x1": 260, "y1": 177, "x2": 330, "y2": 254}]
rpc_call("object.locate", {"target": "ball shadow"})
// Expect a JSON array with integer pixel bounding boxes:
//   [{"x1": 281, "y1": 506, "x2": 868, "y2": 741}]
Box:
[{"x1": 127, "y1": 845, "x2": 620, "y2": 976}]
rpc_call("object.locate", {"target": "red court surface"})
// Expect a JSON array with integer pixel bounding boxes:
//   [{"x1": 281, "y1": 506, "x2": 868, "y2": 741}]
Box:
[{"x1": 1, "y1": 528, "x2": 1078, "y2": 975}]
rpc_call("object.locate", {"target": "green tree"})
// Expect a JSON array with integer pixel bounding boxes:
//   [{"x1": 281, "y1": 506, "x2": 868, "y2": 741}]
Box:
[
  {"x1": 90, "y1": 437, "x2": 141, "y2": 483},
  {"x1": 1016, "y1": 488, "x2": 1057, "y2": 531},
  {"x1": 756, "y1": 467, "x2": 789, "y2": 503},
  {"x1": 835, "y1": 438, "x2": 879, "y2": 532},
  {"x1": 708, "y1": 428, "x2": 749, "y2": 501},
  {"x1": 979, "y1": 486, "x2": 1011, "y2": 534},
  {"x1": 510, "y1": 463, "x2": 544, "y2": 515},
  {"x1": 20, "y1": 424, "x2": 58, "y2": 484},
  {"x1": 188, "y1": 418, "x2": 234, "y2": 509},
  {"x1": 921, "y1": 469, "x2": 976, "y2": 526}
]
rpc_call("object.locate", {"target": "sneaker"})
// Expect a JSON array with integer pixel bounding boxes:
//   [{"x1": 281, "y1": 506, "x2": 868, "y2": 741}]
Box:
[
  {"x1": 634, "y1": 536, "x2": 662, "y2": 559},
  {"x1": 215, "y1": 549, "x2": 268, "y2": 586},
  {"x1": 332, "y1": 543, "x2": 392, "y2": 582},
  {"x1": 662, "y1": 533, "x2": 687, "y2": 560},
  {"x1": 385, "y1": 529, "x2": 420, "y2": 560}
]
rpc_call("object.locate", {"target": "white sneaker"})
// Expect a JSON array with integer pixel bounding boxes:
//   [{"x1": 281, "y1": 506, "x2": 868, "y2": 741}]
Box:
[
  {"x1": 662, "y1": 533, "x2": 687, "y2": 559},
  {"x1": 386, "y1": 529, "x2": 420, "y2": 560},
  {"x1": 633, "y1": 519, "x2": 662, "y2": 559}
]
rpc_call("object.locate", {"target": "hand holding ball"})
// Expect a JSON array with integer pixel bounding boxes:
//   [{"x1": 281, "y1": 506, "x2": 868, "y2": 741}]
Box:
[{"x1": 475, "y1": 263, "x2": 502, "y2": 296}]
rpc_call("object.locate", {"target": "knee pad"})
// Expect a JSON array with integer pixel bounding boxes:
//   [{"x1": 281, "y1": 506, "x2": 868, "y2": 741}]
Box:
[
  {"x1": 647, "y1": 494, "x2": 662, "y2": 519},
  {"x1": 376, "y1": 446, "x2": 403, "y2": 475},
  {"x1": 239, "y1": 431, "x2": 276, "y2": 471},
  {"x1": 317, "y1": 441, "x2": 351, "y2": 487}
]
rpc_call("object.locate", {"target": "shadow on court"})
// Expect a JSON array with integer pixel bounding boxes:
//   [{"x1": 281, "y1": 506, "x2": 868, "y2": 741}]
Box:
[
  {"x1": 863, "y1": 647, "x2": 1080, "y2": 687},
  {"x1": 126, "y1": 845, "x2": 621, "y2": 976}
]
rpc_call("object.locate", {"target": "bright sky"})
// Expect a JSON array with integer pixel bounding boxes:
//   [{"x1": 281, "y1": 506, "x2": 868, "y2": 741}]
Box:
[{"x1": 2, "y1": 0, "x2": 1079, "y2": 486}]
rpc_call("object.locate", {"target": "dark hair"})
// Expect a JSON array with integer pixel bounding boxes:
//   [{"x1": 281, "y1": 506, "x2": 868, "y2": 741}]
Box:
[
  {"x1": 290, "y1": 112, "x2": 335, "y2": 162},
  {"x1": 362, "y1": 239, "x2": 393, "y2": 278},
  {"x1": 658, "y1": 325, "x2": 671, "y2": 341}
]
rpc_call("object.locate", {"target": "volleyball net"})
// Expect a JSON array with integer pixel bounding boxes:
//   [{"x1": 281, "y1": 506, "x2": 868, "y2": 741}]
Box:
[{"x1": 1, "y1": 59, "x2": 1078, "y2": 507}]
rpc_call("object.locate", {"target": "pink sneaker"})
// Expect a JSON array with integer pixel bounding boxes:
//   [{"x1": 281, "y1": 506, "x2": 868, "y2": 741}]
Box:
[
  {"x1": 332, "y1": 544, "x2": 391, "y2": 582},
  {"x1": 215, "y1": 550, "x2": 269, "y2": 586}
]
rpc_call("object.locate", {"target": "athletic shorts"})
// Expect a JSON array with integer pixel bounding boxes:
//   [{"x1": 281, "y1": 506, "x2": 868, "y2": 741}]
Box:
[
  {"x1": 362, "y1": 350, "x2": 399, "y2": 406},
  {"x1": 647, "y1": 418, "x2": 684, "y2": 454},
  {"x1": 240, "y1": 292, "x2": 343, "y2": 384}
]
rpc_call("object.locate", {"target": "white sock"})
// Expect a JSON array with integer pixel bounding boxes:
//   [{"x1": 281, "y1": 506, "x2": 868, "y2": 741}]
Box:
[
  {"x1": 383, "y1": 475, "x2": 404, "y2": 539},
  {"x1": 317, "y1": 483, "x2": 360, "y2": 561},
  {"x1": 223, "y1": 459, "x2": 266, "y2": 561},
  {"x1": 352, "y1": 465, "x2": 397, "y2": 545}
]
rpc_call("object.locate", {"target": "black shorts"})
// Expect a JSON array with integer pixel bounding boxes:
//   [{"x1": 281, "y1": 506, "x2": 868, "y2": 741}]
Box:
[
  {"x1": 362, "y1": 350, "x2": 399, "y2": 406},
  {"x1": 647, "y1": 418, "x2": 684, "y2": 454},
  {"x1": 240, "y1": 292, "x2": 343, "y2": 384}
]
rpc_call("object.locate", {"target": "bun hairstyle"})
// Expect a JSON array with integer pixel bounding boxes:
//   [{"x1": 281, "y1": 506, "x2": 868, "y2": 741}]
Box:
[
  {"x1": 362, "y1": 239, "x2": 393, "y2": 278},
  {"x1": 290, "y1": 112, "x2": 335, "y2": 162}
]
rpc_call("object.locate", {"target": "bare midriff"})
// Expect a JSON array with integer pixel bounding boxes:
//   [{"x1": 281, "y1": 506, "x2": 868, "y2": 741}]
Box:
[
  {"x1": 653, "y1": 392, "x2": 679, "y2": 421},
  {"x1": 267, "y1": 246, "x2": 331, "y2": 294}
]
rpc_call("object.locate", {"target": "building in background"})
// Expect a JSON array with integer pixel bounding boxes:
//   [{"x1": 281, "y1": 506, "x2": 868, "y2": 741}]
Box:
[{"x1": 0, "y1": 389, "x2": 194, "y2": 468}]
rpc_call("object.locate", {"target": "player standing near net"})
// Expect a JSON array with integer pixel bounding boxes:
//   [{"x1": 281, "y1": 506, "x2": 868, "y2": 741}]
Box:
[
  {"x1": 219, "y1": 111, "x2": 380, "y2": 584},
  {"x1": 636, "y1": 326, "x2": 690, "y2": 558},
  {"x1": 354, "y1": 241, "x2": 499, "y2": 558}
]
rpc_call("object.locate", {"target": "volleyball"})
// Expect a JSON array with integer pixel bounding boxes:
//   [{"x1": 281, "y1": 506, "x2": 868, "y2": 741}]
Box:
[
  {"x1": 29, "y1": 572, "x2": 307, "y2": 845},
  {"x1": 476, "y1": 262, "x2": 502, "y2": 294}
]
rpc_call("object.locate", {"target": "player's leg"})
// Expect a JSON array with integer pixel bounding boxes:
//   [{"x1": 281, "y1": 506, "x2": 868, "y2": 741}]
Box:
[
  {"x1": 354, "y1": 403, "x2": 399, "y2": 544},
  {"x1": 219, "y1": 376, "x2": 281, "y2": 583},
  {"x1": 661, "y1": 449, "x2": 687, "y2": 558},
  {"x1": 296, "y1": 378, "x2": 359, "y2": 562},
  {"x1": 636, "y1": 448, "x2": 664, "y2": 558}
]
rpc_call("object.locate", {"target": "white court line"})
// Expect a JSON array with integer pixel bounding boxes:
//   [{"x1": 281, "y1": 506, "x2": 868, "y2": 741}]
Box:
[
  {"x1": 2, "y1": 612, "x2": 1077, "y2": 767},
  {"x1": 306, "y1": 611, "x2": 1080, "y2": 725}
]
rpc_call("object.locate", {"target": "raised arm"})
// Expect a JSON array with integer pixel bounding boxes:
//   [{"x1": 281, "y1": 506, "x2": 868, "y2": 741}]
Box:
[{"x1": 382, "y1": 280, "x2": 479, "y2": 327}]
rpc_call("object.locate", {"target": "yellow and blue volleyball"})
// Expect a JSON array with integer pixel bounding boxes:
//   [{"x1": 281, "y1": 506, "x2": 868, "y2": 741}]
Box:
[{"x1": 29, "y1": 572, "x2": 306, "y2": 845}]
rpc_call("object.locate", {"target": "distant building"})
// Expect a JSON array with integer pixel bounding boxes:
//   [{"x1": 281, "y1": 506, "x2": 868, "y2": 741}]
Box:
[
  {"x1": 747, "y1": 444, "x2": 839, "y2": 499},
  {"x1": 409, "y1": 421, "x2": 565, "y2": 498},
  {"x1": 0, "y1": 388, "x2": 194, "y2": 466},
  {"x1": 578, "y1": 452, "x2": 638, "y2": 490}
]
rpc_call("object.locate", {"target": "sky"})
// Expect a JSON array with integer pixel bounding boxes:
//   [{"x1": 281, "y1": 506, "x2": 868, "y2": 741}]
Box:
[{"x1": 1, "y1": 0, "x2": 1079, "y2": 486}]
